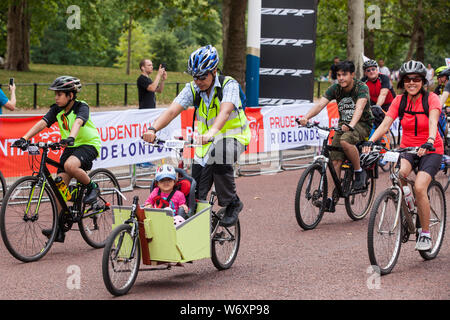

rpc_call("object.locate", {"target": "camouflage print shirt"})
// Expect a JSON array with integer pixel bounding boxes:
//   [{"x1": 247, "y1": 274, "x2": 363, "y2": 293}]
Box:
[{"x1": 324, "y1": 78, "x2": 374, "y2": 129}]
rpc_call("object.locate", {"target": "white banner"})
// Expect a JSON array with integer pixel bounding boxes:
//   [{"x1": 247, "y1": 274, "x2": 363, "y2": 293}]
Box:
[
  {"x1": 261, "y1": 103, "x2": 331, "y2": 151},
  {"x1": 91, "y1": 109, "x2": 181, "y2": 169}
]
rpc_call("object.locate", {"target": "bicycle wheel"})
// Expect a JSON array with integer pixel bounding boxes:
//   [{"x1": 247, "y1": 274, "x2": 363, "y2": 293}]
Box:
[
  {"x1": 294, "y1": 163, "x2": 326, "y2": 230},
  {"x1": 419, "y1": 180, "x2": 446, "y2": 260},
  {"x1": 367, "y1": 189, "x2": 402, "y2": 275},
  {"x1": 79, "y1": 168, "x2": 123, "y2": 248},
  {"x1": 102, "y1": 224, "x2": 140, "y2": 296},
  {"x1": 0, "y1": 171, "x2": 6, "y2": 203},
  {"x1": 434, "y1": 167, "x2": 450, "y2": 192},
  {"x1": 345, "y1": 173, "x2": 376, "y2": 221},
  {"x1": 211, "y1": 208, "x2": 241, "y2": 270},
  {"x1": 0, "y1": 176, "x2": 58, "y2": 262}
]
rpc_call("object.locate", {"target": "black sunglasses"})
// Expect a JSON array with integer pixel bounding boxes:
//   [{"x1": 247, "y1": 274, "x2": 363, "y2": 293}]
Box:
[{"x1": 193, "y1": 73, "x2": 209, "y2": 81}]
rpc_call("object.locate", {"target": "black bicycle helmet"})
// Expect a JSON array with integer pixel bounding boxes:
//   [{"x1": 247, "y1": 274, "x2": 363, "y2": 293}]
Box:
[
  {"x1": 49, "y1": 76, "x2": 82, "y2": 93},
  {"x1": 363, "y1": 59, "x2": 378, "y2": 71},
  {"x1": 439, "y1": 67, "x2": 450, "y2": 78},
  {"x1": 360, "y1": 151, "x2": 379, "y2": 169},
  {"x1": 397, "y1": 60, "x2": 427, "y2": 88}
]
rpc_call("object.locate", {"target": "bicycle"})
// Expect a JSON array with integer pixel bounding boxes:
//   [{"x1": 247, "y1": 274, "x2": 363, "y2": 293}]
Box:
[
  {"x1": 294, "y1": 122, "x2": 379, "y2": 230},
  {"x1": 0, "y1": 170, "x2": 6, "y2": 203},
  {"x1": 102, "y1": 138, "x2": 241, "y2": 296},
  {"x1": 0, "y1": 141, "x2": 123, "y2": 262},
  {"x1": 367, "y1": 146, "x2": 446, "y2": 275}
]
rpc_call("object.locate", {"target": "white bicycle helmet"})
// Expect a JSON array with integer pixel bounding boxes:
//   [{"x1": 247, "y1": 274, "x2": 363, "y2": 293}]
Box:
[
  {"x1": 363, "y1": 59, "x2": 378, "y2": 71},
  {"x1": 398, "y1": 60, "x2": 427, "y2": 88},
  {"x1": 155, "y1": 164, "x2": 176, "y2": 182}
]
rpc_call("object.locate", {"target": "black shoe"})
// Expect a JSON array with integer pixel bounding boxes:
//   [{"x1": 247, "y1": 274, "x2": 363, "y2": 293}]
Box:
[
  {"x1": 42, "y1": 228, "x2": 65, "y2": 243},
  {"x1": 220, "y1": 199, "x2": 243, "y2": 227},
  {"x1": 83, "y1": 183, "x2": 99, "y2": 204},
  {"x1": 353, "y1": 170, "x2": 367, "y2": 190},
  {"x1": 324, "y1": 198, "x2": 335, "y2": 213}
]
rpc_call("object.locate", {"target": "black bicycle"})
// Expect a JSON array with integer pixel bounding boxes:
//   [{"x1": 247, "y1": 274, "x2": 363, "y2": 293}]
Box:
[
  {"x1": 294, "y1": 122, "x2": 379, "y2": 230},
  {"x1": 0, "y1": 170, "x2": 6, "y2": 203},
  {"x1": 0, "y1": 141, "x2": 123, "y2": 262}
]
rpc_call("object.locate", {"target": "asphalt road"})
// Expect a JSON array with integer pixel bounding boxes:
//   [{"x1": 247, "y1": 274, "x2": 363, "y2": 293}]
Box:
[{"x1": 0, "y1": 167, "x2": 449, "y2": 302}]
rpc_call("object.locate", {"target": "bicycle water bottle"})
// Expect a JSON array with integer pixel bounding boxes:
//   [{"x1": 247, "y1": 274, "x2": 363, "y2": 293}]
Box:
[
  {"x1": 402, "y1": 186, "x2": 415, "y2": 212},
  {"x1": 55, "y1": 176, "x2": 71, "y2": 201}
]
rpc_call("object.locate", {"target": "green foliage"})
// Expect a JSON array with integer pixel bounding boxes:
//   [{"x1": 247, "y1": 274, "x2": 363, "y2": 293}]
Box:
[{"x1": 114, "y1": 23, "x2": 152, "y2": 70}]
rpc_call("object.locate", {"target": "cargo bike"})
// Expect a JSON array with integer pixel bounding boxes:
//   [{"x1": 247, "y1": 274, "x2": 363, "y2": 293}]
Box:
[{"x1": 102, "y1": 139, "x2": 241, "y2": 296}]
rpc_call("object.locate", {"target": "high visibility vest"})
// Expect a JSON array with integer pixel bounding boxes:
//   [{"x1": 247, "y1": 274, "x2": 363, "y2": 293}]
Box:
[{"x1": 190, "y1": 76, "x2": 251, "y2": 158}]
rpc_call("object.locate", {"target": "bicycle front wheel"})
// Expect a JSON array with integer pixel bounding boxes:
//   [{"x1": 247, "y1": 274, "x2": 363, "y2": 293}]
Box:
[
  {"x1": 434, "y1": 167, "x2": 450, "y2": 192},
  {"x1": 0, "y1": 176, "x2": 58, "y2": 262},
  {"x1": 294, "y1": 163, "x2": 326, "y2": 230},
  {"x1": 102, "y1": 224, "x2": 140, "y2": 296},
  {"x1": 79, "y1": 168, "x2": 123, "y2": 248},
  {"x1": 211, "y1": 208, "x2": 241, "y2": 270},
  {"x1": 0, "y1": 170, "x2": 6, "y2": 203},
  {"x1": 367, "y1": 189, "x2": 402, "y2": 275},
  {"x1": 345, "y1": 174, "x2": 376, "y2": 221},
  {"x1": 419, "y1": 180, "x2": 446, "y2": 260}
]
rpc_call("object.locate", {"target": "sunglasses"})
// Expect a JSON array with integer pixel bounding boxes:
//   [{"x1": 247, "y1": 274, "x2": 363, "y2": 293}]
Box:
[
  {"x1": 193, "y1": 74, "x2": 209, "y2": 81},
  {"x1": 404, "y1": 76, "x2": 423, "y2": 83},
  {"x1": 60, "y1": 113, "x2": 69, "y2": 131},
  {"x1": 365, "y1": 67, "x2": 377, "y2": 72}
]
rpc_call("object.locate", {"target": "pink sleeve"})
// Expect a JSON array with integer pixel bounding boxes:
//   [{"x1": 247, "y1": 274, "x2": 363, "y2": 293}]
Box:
[
  {"x1": 386, "y1": 95, "x2": 401, "y2": 120},
  {"x1": 428, "y1": 92, "x2": 442, "y2": 113},
  {"x1": 144, "y1": 188, "x2": 159, "y2": 206}
]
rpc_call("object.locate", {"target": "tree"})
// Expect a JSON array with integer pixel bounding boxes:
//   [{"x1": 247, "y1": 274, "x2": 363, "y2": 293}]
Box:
[
  {"x1": 347, "y1": 0, "x2": 365, "y2": 78},
  {"x1": 5, "y1": 0, "x2": 30, "y2": 71},
  {"x1": 222, "y1": 0, "x2": 247, "y2": 86},
  {"x1": 114, "y1": 23, "x2": 152, "y2": 70}
]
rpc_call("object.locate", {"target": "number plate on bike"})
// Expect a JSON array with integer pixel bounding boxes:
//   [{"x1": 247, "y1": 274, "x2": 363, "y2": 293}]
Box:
[
  {"x1": 27, "y1": 145, "x2": 40, "y2": 155},
  {"x1": 164, "y1": 140, "x2": 186, "y2": 149},
  {"x1": 383, "y1": 151, "x2": 400, "y2": 163}
]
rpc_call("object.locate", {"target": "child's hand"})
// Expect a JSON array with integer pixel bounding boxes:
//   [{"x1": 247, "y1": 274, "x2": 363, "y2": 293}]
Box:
[{"x1": 180, "y1": 204, "x2": 189, "y2": 212}]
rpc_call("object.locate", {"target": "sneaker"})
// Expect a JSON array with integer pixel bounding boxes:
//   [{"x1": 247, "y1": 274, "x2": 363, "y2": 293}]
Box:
[
  {"x1": 83, "y1": 183, "x2": 99, "y2": 204},
  {"x1": 415, "y1": 234, "x2": 432, "y2": 251},
  {"x1": 324, "y1": 198, "x2": 335, "y2": 213},
  {"x1": 42, "y1": 228, "x2": 65, "y2": 243},
  {"x1": 220, "y1": 198, "x2": 243, "y2": 227},
  {"x1": 353, "y1": 170, "x2": 367, "y2": 190}
]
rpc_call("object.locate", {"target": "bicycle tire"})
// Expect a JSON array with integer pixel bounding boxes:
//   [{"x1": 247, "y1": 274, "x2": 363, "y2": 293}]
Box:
[
  {"x1": 0, "y1": 170, "x2": 6, "y2": 203},
  {"x1": 345, "y1": 175, "x2": 376, "y2": 221},
  {"x1": 79, "y1": 168, "x2": 123, "y2": 248},
  {"x1": 367, "y1": 189, "x2": 402, "y2": 275},
  {"x1": 419, "y1": 180, "x2": 447, "y2": 260},
  {"x1": 294, "y1": 163, "x2": 326, "y2": 230},
  {"x1": 434, "y1": 167, "x2": 450, "y2": 192},
  {"x1": 211, "y1": 208, "x2": 241, "y2": 270},
  {"x1": 102, "y1": 224, "x2": 141, "y2": 296},
  {"x1": 0, "y1": 176, "x2": 58, "y2": 262}
]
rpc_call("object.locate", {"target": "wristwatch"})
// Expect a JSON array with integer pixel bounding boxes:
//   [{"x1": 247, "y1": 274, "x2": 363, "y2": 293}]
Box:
[{"x1": 148, "y1": 126, "x2": 157, "y2": 133}]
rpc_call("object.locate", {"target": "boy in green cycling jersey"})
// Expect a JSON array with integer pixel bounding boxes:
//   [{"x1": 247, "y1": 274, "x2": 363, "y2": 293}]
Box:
[{"x1": 13, "y1": 76, "x2": 101, "y2": 241}]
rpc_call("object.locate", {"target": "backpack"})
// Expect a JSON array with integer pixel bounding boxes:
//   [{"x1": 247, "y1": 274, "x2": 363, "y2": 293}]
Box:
[{"x1": 398, "y1": 91, "x2": 446, "y2": 139}]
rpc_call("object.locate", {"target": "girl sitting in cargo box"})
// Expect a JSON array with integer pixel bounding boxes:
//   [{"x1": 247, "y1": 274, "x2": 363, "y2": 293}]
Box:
[{"x1": 144, "y1": 164, "x2": 189, "y2": 222}]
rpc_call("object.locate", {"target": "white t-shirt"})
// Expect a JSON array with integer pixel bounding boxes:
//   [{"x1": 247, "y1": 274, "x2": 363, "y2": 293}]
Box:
[{"x1": 379, "y1": 66, "x2": 390, "y2": 77}]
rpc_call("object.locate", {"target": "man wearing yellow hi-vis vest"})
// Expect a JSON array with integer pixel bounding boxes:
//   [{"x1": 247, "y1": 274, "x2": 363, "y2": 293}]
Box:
[{"x1": 143, "y1": 45, "x2": 251, "y2": 227}]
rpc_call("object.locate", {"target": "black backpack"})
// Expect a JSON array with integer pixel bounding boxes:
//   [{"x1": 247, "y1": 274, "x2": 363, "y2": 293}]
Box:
[{"x1": 398, "y1": 92, "x2": 446, "y2": 138}]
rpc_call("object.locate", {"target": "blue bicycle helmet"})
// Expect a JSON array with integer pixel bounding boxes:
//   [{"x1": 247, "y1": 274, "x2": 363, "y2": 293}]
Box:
[{"x1": 187, "y1": 45, "x2": 219, "y2": 77}]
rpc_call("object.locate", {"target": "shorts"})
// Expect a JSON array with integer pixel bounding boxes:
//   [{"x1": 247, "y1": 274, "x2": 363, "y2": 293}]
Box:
[
  {"x1": 400, "y1": 152, "x2": 442, "y2": 178},
  {"x1": 330, "y1": 122, "x2": 372, "y2": 161},
  {"x1": 57, "y1": 145, "x2": 98, "y2": 174}
]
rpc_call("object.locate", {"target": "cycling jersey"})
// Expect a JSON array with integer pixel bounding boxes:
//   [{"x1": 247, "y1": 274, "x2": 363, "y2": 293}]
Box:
[
  {"x1": 361, "y1": 73, "x2": 396, "y2": 110},
  {"x1": 43, "y1": 100, "x2": 101, "y2": 155},
  {"x1": 386, "y1": 93, "x2": 443, "y2": 155},
  {"x1": 434, "y1": 83, "x2": 450, "y2": 107}
]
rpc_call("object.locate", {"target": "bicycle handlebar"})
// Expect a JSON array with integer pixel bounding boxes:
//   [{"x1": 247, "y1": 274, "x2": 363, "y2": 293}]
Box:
[{"x1": 295, "y1": 119, "x2": 343, "y2": 133}]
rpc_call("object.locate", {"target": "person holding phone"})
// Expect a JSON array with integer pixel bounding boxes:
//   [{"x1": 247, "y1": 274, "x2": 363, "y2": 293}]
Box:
[
  {"x1": 0, "y1": 78, "x2": 16, "y2": 114},
  {"x1": 137, "y1": 59, "x2": 167, "y2": 109}
]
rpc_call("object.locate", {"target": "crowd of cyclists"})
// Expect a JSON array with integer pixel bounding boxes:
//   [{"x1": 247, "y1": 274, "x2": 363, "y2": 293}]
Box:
[{"x1": 2, "y1": 43, "x2": 449, "y2": 279}]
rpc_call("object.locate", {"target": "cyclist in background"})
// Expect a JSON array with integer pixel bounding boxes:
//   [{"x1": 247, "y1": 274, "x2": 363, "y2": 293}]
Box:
[
  {"x1": 299, "y1": 60, "x2": 374, "y2": 212},
  {"x1": 12, "y1": 76, "x2": 102, "y2": 241},
  {"x1": 142, "y1": 45, "x2": 251, "y2": 227},
  {"x1": 434, "y1": 66, "x2": 450, "y2": 110},
  {"x1": 361, "y1": 59, "x2": 396, "y2": 112},
  {"x1": 363, "y1": 60, "x2": 443, "y2": 251}
]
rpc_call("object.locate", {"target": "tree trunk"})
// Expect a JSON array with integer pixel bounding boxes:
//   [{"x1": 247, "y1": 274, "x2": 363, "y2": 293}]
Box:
[
  {"x1": 364, "y1": 28, "x2": 375, "y2": 60},
  {"x1": 5, "y1": 0, "x2": 30, "y2": 71},
  {"x1": 222, "y1": 0, "x2": 247, "y2": 85},
  {"x1": 414, "y1": 0, "x2": 425, "y2": 62},
  {"x1": 126, "y1": 15, "x2": 132, "y2": 75},
  {"x1": 221, "y1": 0, "x2": 231, "y2": 66},
  {"x1": 347, "y1": 0, "x2": 365, "y2": 78}
]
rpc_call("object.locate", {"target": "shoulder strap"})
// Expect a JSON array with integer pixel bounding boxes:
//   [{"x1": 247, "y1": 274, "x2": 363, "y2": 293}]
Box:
[
  {"x1": 398, "y1": 94, "x2": 408, "y2": 120},
  {"x1": 422, "y1": 91, "x2": 429, "y2": 116}
]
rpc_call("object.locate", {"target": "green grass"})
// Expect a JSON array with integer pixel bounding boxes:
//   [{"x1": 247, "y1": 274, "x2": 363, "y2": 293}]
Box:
[{"x1": 0, "y1": 63, "x2": 192, "y2": 109}]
